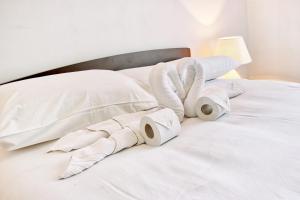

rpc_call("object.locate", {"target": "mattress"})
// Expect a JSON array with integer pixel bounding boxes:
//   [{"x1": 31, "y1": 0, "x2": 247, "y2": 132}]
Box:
[{"x1": 1, "y1": 79, "x2": 300, "y2": 200}]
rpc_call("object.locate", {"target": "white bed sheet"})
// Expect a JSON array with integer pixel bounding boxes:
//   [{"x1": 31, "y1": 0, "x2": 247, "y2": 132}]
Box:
[{"x1": 1, "y1": 79, "x2": 300, "y2": 200}]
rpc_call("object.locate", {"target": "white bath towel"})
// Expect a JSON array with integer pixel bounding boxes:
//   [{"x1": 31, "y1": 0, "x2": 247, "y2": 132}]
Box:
[
  {"x1": 48, "y1": 130, "x2": 109, "y2": 153},
  {"x1": 49, "y1": 111, "x2": 153, "y2": 153},
  {"x1": 60, "y1": 123, "x2": 143, "y2": 179},
  {"x1": 48, "y1": 119, "x2": 121, "y2": 152},
  {"x1": 59, "y1": 109, "x2": 178, "y2": 179},
  {"x1": 60, "y1": 137, "x2": 116, "y2": 179}
]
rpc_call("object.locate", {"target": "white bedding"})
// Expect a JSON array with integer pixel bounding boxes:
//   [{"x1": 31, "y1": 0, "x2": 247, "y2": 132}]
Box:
[{"x1": 1, "y1": 79, "x2": 300, "y2": 200}]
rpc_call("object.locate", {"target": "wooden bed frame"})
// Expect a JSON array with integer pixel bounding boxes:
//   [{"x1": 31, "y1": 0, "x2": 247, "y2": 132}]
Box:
[{"x1": 4, "y1": 48, "x2": 190, "y2": 84}]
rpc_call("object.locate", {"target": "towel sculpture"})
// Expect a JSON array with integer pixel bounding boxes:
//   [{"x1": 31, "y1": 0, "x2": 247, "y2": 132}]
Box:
[
  {"x1": 49, "y1": 56, "x2": 243, "y2": 179},
  {"x1": 149, "y1": 56, "x2": 240, "y2": 120}
]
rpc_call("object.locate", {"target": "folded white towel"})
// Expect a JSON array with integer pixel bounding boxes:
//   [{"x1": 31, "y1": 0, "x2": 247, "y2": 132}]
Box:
[
  {"x1": 86, "y1": 119, "x2": 122, "y2": 132},
  {"x1": 48, "y1": 130, "x2": 109, "y2": 153},
  {"x1": 49, "y1": 111, "x2": 152, "y2": 153},
  {"x1": 60, "y1": 125, "x2": 141, "y2": 179},
  {"x1": 195, "y1": 86, "x2": 230, "y2": 121},
  {"x1": 60, "y1": 137, "x2": 116, "y2": 179},
  {"x1": 48, "y1": 119, "x2": 121, "y2": 152}
]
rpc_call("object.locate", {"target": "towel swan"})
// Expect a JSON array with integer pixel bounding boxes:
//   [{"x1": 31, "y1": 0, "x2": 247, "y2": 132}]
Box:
[{"x1": 149, "y1": 58, "x2": 205, "y2": 121}]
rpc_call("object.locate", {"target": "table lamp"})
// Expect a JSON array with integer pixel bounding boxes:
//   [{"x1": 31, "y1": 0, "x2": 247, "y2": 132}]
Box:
[{"x1": 214, "y1": 36, "x2": 252, "y2": 79}]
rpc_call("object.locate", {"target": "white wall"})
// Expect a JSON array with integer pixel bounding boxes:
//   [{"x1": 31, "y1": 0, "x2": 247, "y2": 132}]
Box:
[
  {"x1": 247, "y1": 0, "x2": 300, "y2": 82},
  {"x1": 0, "y1": 0, "x2": 248, "y2": 84}
]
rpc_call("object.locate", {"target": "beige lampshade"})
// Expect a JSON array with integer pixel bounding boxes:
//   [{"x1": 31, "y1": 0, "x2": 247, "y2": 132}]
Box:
[{"x1": 214, "y1": 36, "x2": 252, "y2": 65}]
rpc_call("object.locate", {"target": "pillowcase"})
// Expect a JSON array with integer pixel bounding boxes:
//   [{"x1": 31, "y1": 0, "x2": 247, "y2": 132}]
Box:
[
  {"x1": 119, "y1": 56, "x2": 239, "y2": 91},
  {"x1": 0, "y1": 70, "x2": 157, "y2": 150},
  {"x1": 120, "y1": 65, "x2": 155, "y2": 92},
  {"x1": 194, "y1": 56, "x2": 239, "y2": 80}
]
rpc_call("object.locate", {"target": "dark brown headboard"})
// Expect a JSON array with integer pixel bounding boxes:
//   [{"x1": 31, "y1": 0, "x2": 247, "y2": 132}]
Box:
[{"x1": 4, "y1": 48, "x2": 190, "y2": 84}]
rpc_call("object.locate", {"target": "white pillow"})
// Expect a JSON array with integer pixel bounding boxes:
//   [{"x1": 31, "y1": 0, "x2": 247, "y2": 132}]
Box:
[
  {"x1": 120, "y1": 65, "x2": 155, "y2": 92},
  {"x1": 0, "y1": 70, "x2": 157, "y2": 150},
  {"x1": 194, "y1": 56, "x2": 240, "y2": 80},
  {"x1": 119, "y1": 56, "x2": 239, "y2": 91}
]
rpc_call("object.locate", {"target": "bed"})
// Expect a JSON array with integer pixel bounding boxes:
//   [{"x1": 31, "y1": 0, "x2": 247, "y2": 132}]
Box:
[{"x1": 1, "y1": 48, "x2": 300, "y2": 200}]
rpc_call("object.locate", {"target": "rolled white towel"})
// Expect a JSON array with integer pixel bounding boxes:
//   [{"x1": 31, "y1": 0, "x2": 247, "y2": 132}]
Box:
[
  {"x1": 195, "y1": 86, "x2": 230, "y2": 121},
  {"x1": 140, "y1": 108, "x2": 180, "y2": 146}
]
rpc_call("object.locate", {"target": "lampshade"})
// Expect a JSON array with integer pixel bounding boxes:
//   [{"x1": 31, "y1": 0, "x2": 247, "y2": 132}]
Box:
[{"x1": 214, "y1": 36, "x2": 252, "y2": 65}]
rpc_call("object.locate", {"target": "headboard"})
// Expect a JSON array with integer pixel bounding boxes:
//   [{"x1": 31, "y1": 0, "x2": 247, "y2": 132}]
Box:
[{"x1": 4, "y1": 48, "x2": 190, "y2": 84}]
